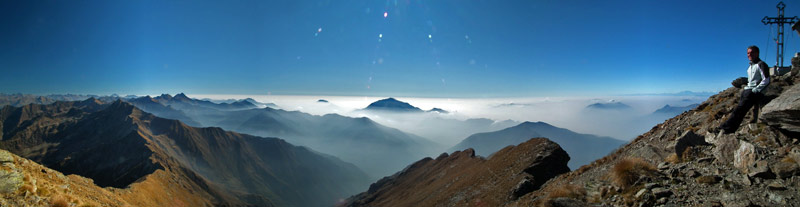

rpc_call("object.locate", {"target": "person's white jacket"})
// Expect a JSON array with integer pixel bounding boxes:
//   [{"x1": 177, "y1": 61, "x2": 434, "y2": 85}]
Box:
[{"x1": 744, "y1": 59, "x2": 769, "y2": 93}]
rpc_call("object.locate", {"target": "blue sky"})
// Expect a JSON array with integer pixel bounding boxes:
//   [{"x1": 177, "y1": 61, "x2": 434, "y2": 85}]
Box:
[{"x1": 1, "y1": 0, "x2": 799, "y2": 98}]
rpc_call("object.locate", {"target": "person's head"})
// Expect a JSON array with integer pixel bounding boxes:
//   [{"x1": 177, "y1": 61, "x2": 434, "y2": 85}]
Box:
[{"x1": 747, "y1": 45, "x2": 759, "y2": 62}]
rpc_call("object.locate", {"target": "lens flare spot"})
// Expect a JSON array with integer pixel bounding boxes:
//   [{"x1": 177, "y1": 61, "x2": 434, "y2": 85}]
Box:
[{"x1": 384, "y1": 12, "x2": 388, "y2": 18}]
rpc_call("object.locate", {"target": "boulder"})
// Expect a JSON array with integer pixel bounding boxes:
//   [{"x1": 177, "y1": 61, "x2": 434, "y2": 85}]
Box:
[
  {"x1": 734, "y1": 141, "x2": 756, "y2": 174},
  {"x1": 760, "y1": 83, "x2": 800, "y2": 133},
  {"x1": 0, "y1": 151, "x2": 13, "y2": 163},
  {"x1": 675, "y1": 131, "x2": 709, "y2": 158},
  {"x1": 0, "y1": 169, "x2": 22, "y2": 194},
  {"x1": 748, "y1": 160, "x2": 774, "y2": 179},
  {"x1": 651, "y1": 188, "x2": 673, "y2": 198},
  {"x1": 770, "y1": 161, "x2": 799, "y2": 179},
  {"x1": 713, "y1": 135, "x2": 740, "y2": 164},
  {"x1": 732, "y1": 77, "x2": 748, "y2": 88},
  {"x1": 522, "y1": 143, "x2": 571, "y2": 190}
]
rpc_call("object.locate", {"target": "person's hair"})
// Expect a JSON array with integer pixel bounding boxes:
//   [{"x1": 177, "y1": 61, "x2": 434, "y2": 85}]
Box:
[{"x1": 748, "y1": 45, "x2": 760, "y2": 54}]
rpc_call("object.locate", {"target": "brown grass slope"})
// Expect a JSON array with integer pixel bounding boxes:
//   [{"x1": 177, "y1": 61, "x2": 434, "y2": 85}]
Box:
[
  {"x1": 0, "y1": 149, "x2": 133, "y2": 207},
  {"x1": 344, "y1": 138, "x2": 570, "y2": 207}
]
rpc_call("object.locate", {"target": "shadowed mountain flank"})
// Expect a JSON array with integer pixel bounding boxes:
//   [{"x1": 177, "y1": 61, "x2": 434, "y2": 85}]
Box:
[{"x1": 345, "y1": 138, "x2": 570, "y2": 207}]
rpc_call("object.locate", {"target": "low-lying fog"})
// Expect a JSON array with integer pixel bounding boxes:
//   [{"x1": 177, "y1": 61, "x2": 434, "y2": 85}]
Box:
[{"x1": 193, "y1": 94, "x2": 710, "y2": 147}]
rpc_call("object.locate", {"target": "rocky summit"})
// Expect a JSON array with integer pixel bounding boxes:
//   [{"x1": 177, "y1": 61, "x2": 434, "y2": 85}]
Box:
[{"x1": 509, "y1": 64, "x2": 800, "y2": 206}]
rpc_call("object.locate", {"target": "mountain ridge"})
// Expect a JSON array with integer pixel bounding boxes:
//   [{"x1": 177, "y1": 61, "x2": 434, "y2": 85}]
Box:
[{"x1": 0, "y1": 99, "x2": 371, "y2": 206}]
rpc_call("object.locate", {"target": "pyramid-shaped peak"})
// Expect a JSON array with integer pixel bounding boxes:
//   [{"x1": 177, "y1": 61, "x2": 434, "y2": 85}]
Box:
[{"x1": 365, "y1": 98, "x2": 423, "y2": 112}]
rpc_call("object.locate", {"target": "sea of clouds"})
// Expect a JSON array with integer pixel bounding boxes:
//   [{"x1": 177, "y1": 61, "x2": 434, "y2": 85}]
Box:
[{"x1": 192, "y1": 94, "x2": 709, "y2": 145}]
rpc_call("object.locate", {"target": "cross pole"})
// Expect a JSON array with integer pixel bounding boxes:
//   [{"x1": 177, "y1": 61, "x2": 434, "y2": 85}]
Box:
[{"x1": 762, "y1": 1, "x2": 799, "y2": 68}]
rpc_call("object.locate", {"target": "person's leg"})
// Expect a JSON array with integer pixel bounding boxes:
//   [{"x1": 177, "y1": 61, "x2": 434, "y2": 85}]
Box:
[
  {"x1": 720, "y1": 90, "x2": 758, "y2": 132},
  {"x1": 749, "y1": 92, "x2": 764, "y2": 123}
]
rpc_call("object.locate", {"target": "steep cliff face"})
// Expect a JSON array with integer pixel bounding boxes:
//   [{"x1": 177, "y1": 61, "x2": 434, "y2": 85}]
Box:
[{"x1": 344, "y1": 138, "x2": 570, "y2": 207}]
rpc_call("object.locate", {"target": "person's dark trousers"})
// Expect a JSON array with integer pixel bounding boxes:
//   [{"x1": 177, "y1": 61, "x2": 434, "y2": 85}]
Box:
[{"x1": 720, "y1": 89, "x2": 764, "y2": 132}]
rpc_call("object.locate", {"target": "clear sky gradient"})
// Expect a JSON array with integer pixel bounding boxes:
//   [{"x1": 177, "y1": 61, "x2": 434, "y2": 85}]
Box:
[{"x1": 2, "y1": 0, "x2": 799, "y2": 98}]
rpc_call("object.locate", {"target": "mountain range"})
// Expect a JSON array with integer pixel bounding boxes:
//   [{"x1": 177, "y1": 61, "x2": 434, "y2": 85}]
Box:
[
  {"x1": 585, "y1": 101, "x2": 632, "y2": 110},
  {"x1": 127, "y1": 94, "x2": 441, "y2": 178},
  {"x1": 0, "y1": 100, "x2": 371, "y2": 206}
]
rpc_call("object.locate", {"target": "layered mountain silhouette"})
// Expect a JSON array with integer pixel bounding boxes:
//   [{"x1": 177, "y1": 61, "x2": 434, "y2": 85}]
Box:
[
  {"x1": 128, "y1": 94, "x2": 441, "y2": 178},
  {"x1": 585, "y1": 101, "x2": 632, "y2": 110},
  {"x1": 0, "y1": 100, "x2": 371, "y2": 206},
  {"x1": 209, "y1": 107, "x2": 441, "y2": 178},
  {"x1": 449, "y1": 121, "x2": 625, "y2": 169},
  {"x1": 652, "y1": 104, "x2": 700, "y2": 115}
]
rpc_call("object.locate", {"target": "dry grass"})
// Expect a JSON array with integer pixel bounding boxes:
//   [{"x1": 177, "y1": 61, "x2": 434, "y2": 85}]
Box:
[
  {"x1": 50, "y1": 195, "x2": 70, "y2": 207},
  {"x1": 546, "y1": 184, "x2": 586, "y2": 200},
  {"x1": 539, "y1": 184, "x2": 587, "y2": 207},
  {"x1": 610, "y1": 158, "x2": 657, "y2": 189},
  {"x1": 664, "y1": 153, "x2": 680, "y2": 164},
  {"x1": 19, "y1": 184, "x2": 35, "y2": 194},
  {"x1": 782, "y1": 156, "x2": 796, "y2": 164},
  {"x1": 37, "y1": 187, "x2": 50, "y2": 197}
]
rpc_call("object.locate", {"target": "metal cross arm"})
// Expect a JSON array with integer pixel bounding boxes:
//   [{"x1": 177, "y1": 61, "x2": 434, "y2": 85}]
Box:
[
  {"x1": 761, "y1": 16, "x2": 799, "y2": 25},
  {"x1": 761, "y1": 1, "x2": 799, "y2": 68}
]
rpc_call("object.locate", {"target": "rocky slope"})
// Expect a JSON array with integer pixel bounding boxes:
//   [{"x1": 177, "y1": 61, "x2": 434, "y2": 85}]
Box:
[
  {"x1": 0, "y1": 100, "x2": 371, "y2": 206},
  {"x1": 508, "y1": 66, "x2": 800, "y2": 206},
  {"x1": 345, "y1": 138, "x2": 570, "y2": 207}
]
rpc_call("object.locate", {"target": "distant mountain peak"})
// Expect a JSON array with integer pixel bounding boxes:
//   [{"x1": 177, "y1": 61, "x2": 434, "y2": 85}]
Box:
[
  {"x1": 519, "y1": 121, "x2": 552, "y2": 127},
  {"x1": 652, "y1": 103, "x2": 700, "y2": 114},
  {"x1": 157, "y1": 94, "x2": 172, "y2": 99},
  {"x1": 364, "y1": 97, "x2": 423, "y2": 112},
  {"x1": 174, "y1": 93, "x2": 190, "y2": 100},
  {"x1": 585, "y1": 101, "x2": 631, "y2": 110},
  {"x1": 428, "y1": 108, "x2": 449, "y2": 113}
]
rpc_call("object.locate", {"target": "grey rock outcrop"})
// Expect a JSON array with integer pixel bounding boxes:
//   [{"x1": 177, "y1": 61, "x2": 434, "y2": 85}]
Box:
[{"x1": 760, "y1": 83, "x2": 800, "y2": 133}]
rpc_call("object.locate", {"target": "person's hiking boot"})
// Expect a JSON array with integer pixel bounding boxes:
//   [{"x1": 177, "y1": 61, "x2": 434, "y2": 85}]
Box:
[
  {"x1": 710, "y1": 126, "x2": 734, "y2": 135},
  {"x1": 722, "y1": 127, "x2": 735, "y2": 134}
]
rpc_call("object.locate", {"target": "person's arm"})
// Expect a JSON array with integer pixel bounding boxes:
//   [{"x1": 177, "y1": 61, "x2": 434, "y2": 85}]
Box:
[{"x1": 752, "y1": 63, "x2": 770, "y2": 93}]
